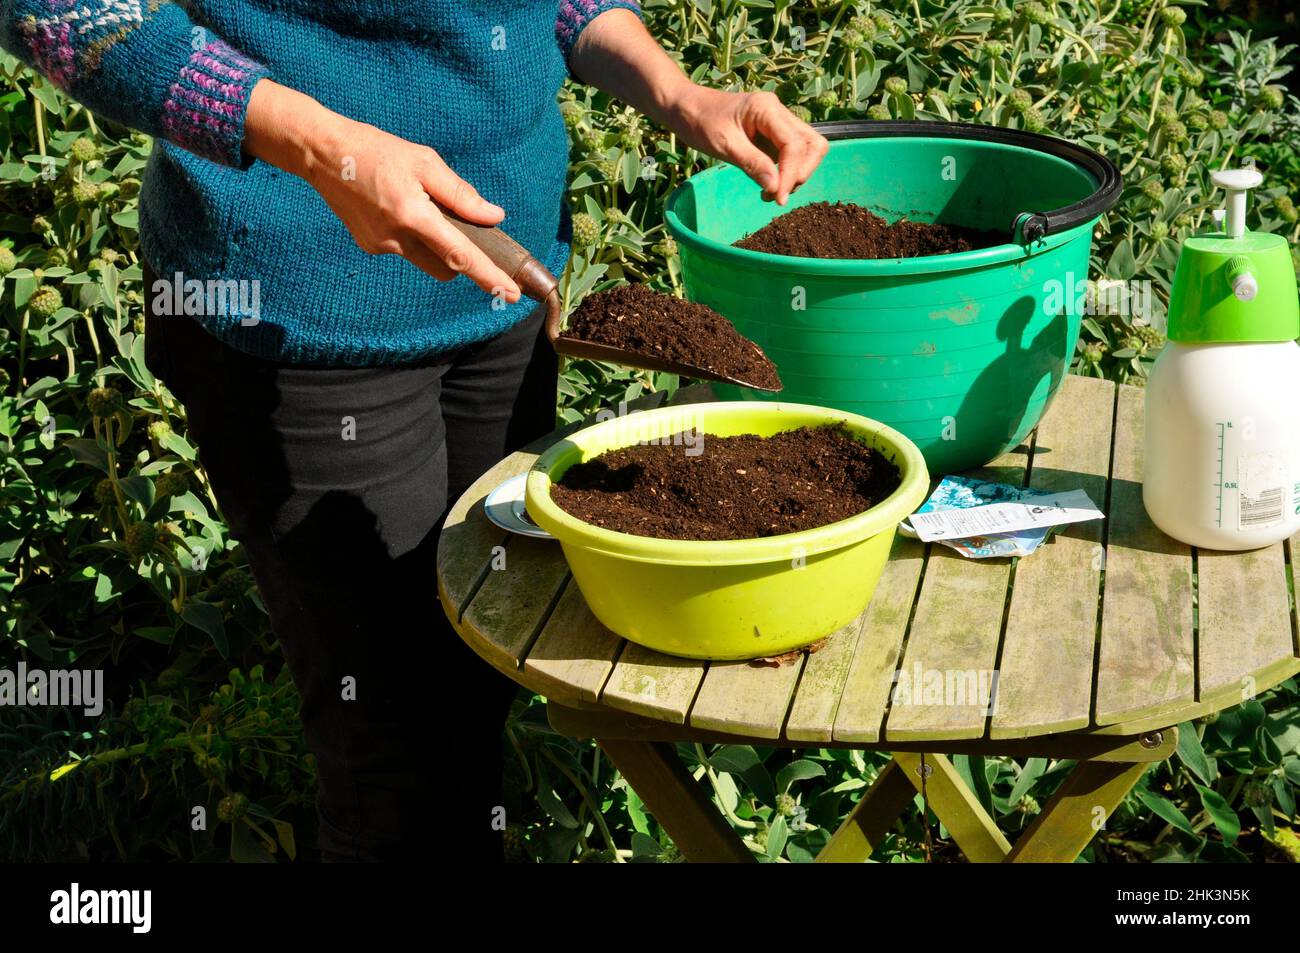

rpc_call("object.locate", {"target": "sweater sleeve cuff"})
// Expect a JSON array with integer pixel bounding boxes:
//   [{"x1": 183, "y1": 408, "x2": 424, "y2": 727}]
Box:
[
  {"x1": 555, "y1": 1, "x2": 643, "y2": 63},
  {"x1": 160, "y1": 40, "x2": 271, "y2": 169}
]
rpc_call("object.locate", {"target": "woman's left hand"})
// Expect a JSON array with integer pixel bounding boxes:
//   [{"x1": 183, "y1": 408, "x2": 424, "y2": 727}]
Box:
[{"x1": 666, "y1": 87, "x2": 829, "y2": 205}]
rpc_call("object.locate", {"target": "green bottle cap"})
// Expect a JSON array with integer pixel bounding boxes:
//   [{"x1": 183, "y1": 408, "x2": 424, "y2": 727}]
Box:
[
  {"x1": 1167, "y1": 233, "x2": 1299, "y2": 343},
  {"x1": 1166, "y1": 168, "x2": 1299, "y2": 343}
]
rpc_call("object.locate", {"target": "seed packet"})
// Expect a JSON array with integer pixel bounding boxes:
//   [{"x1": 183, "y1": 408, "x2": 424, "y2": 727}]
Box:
[{"x1": 899, "y1": 475, "x2": 1089, "y2": 558}]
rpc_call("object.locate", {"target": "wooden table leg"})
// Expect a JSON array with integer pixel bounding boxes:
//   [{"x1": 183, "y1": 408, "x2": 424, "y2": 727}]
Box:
[
  {"x1": 597, "y1": 739, "x2": 756, "y2": 863},
  {"x1": 552, "y1": 701, "x2": 1171, "y2": 863},
  {"x1": 817, "y1": 760, "x2": 916, "y2": 863},
  {"x1": 1005, "y1": 759, "x2": 1151, "y2": 862},
  {"x1": 894, "y1": 753, "x2": 1012, "y2": 863}
]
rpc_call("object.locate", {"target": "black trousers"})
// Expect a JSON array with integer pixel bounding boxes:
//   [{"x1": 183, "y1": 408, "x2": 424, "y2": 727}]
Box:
[{"x1": 142, "y1": 265, "x2": 556, "y2": 861}]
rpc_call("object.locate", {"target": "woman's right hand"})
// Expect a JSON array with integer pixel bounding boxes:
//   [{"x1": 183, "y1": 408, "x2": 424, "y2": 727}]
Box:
[{"x1": 243, "y1": 80, "x2": 522, "y2": 302}]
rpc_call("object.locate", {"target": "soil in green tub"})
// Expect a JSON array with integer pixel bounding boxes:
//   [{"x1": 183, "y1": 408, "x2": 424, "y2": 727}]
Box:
[
  {"x1": 550, "y1": 425, "x2": 901, "y2": 541},
  {"x1": 735, "y1": 201, "x2": 1004, "y2": 258}
]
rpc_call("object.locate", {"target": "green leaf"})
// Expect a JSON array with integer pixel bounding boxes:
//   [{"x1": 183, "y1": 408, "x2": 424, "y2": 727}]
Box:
[
  {"x1": 229, "y1": 820, "x2": 275, "y2": 863},
  {"x1": 1107, "y1": 238, "x2": 1137, "y2": 280},
  {"x1": 1240, "y1": 700, "x2": 1266, "y2": 731},
  {"x1": 713, "y1": 770, "x2": 740, "y2": 815},
  {"x1": 765, "y1": 815, "x2": 788, "y2": 860},
  {"x1": 181, "y1": 601, "x2": 228, "y2": 657},
  {"x1": 709, "y1": 745, "x2": 761, "y2": 775},
  {"x1": 132, "y1": 626, "x2": 176, "y2": 645},
  {"x1": 93, "y1": 571, "x2": 119, "y2": 604},
  {"x1": 1252, "y1": 725, "x2": 1283, "y2": 769},
  {"x1": 1284, "y1": 758, "x2": 1300, "y2": 786},
  {"x1": 630, "y1": 832, "x2": 663, "y2": 858},
  {"x1": 15, "y1": 625, "x2": 51, "y2": 661},
  {"x1": 270, "y1": 818, "x2": 297, "y2": 861},
  {"x1": 1176, "y1": 722, "x2": 1217, "y2": 785},
  {"x1": 1009, "y1": 758, "x2": 1048, "y2": 803},
  {"x1": 1135, "y1": 787, "x2": 1196, "y2": 836},
  {"x1": 167, "y1": 490, "x2": 209, "y2": 516},
  {"x1": 1195, "y1": 784, "x2": 1240, "y2": 845},
  {"x1": 785, "y1": 840, "x2": 816, "y2": 863},
  {"x1": 536, "y1": 783, "x2": 579, "y2": 830},
  {"x1": 64, "y1": 438, "x2": 110, "y2": 474},
  {"x1": 1251, "y1": 802, "x2": 1275, "y2": 837},
  {"x1": 624, "y1": 786, "x2": 650, "y2": 835},
  {"x1": 953, "y1": 754, "x2": 995, "y2": 818},
  {"x1": 13, "y1": 271, "x2": 36, "y2": 309},
  {"x1": 1267, "y1": 709, "x2": 1300, "y2": 756},
  {"x1": 776, "y1": 758, "x2": 825, "y2": 792},
  {"x1": 159, "y1": 431, "x2": 197, "y2": 461},
  {"x1": 117, "y1": 474, "x2": 154, "y2": 509},
  {"x1": 131, "y1": 333, "x2": 154, "y2": 389},
  {"x1": 620, "y1": 149, "x2": 640, "y2": 193},
  {"x1": 1272, "y1": 775, "x2": 1296, "y2": 820},
  {"x1": 28, "y1": 78, "x2": 64, "y2": 115}
]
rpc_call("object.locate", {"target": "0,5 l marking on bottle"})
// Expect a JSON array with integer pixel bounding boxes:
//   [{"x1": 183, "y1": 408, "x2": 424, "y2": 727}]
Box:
[{"x1": 1214, "y1": 421, "x2": 1232, "y2": 528}]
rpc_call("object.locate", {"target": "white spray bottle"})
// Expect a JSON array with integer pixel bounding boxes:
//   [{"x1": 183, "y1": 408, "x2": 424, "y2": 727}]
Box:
[{"x1": 1143, "y1": 168, "x2": 1300, "y2": 550}]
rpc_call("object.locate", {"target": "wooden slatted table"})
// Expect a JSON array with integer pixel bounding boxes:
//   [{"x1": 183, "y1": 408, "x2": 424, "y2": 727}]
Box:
[{"x1": 437, "y1": 374, "x2": 1300, "y2": 863}]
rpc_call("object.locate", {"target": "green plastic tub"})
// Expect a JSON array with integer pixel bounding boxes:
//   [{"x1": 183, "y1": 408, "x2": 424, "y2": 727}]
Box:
[
  {"x1": 664, "y1": 120, "x2": 1122, "y2": 474},
  {"x1": 525, "y1": 401, "x2": 929, "y2": 660}
]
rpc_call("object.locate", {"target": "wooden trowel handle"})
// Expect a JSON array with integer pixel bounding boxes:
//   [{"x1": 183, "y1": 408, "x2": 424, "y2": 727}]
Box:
[{"x1": 443, "y1": 212, "x2": 563, "y2": 343}]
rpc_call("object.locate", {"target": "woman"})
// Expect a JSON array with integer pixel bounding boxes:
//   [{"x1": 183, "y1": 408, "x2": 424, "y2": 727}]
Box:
[{"x1": 2, "y1": 1, "x2": 827, "y2": 861}]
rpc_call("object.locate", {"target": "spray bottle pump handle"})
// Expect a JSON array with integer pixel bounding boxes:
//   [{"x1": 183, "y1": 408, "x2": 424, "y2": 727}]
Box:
[{"x1": 1210, "y1": 167, "x2": 1264, "y2": 239}]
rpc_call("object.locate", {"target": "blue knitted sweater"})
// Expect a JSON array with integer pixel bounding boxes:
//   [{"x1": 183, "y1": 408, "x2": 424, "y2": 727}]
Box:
[{"x1": 1, "y1": 1, "x2": 641, "y2": 365}]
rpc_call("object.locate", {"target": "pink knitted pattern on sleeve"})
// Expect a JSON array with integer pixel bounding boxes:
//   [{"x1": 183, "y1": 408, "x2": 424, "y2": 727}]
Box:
[
  {"x1": 160, "y1": 39, "x2": 263, "y2": 162},
  {"x1": 555, "y1": 0, "x2": 639, "y2": 57},
  {"x1": 29, "y1": 18, "x2": 76, "y2": 87}
]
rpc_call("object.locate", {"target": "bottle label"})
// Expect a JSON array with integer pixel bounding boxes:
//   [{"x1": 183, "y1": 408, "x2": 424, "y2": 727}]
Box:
[{"x1": 1237, "y1": 451, "x2": 1290, "y2": 530}]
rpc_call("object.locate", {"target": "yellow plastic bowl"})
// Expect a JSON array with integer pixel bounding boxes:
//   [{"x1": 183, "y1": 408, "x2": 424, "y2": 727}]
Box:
[{"x1": 524, "y1": 402, "x2": 929, "y2": 660}]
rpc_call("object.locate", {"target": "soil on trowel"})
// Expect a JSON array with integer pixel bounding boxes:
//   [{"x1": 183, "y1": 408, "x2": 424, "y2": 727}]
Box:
[
  {"x1": 550, "y1": 425, "x2": 902, "y2": 541},
  {"x1": 559, "y1": 283, "x2": 782, "y2": 390},
  {"x1": 734, "y1": 201, "x2": 1004, "y2": 259}
]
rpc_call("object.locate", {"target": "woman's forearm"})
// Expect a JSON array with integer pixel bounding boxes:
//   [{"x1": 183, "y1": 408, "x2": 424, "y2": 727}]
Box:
[
  {"x1": 568, "y1": 9, "x2": 694, "y2": 128},
  {"x1": 568, "y1": 8, "x2": 828, "y2": 205},
  {"x1": 243, "y1": 80, "x2": 339, "y2": 182}
]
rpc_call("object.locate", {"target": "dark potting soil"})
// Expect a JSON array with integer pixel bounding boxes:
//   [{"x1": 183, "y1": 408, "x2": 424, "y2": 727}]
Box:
[
  {"x1": 559, "y1": 283, "x2": 782, "y2": 390},
  {"x1": 735, "y1": 201, "x2": 1004, "y2": 259},
  {"x1": 550, "y1": 425, "x2": 902, "y2": 541}
]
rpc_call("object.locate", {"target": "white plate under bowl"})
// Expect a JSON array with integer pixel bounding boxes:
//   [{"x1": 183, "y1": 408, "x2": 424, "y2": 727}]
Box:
[{"x1": 484, "y1": 473, "x2": 553, "y2": 539}]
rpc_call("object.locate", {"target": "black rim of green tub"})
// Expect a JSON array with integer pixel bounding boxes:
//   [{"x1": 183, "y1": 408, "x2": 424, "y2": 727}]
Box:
[{"x1": 811, "y1": 119, "x2": 1123, "y2": 244}]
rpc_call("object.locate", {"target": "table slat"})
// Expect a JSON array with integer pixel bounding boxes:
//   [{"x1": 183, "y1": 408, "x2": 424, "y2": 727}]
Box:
[
  {"x1": 885, "y1": 445, "x2": 1029, "y2": 742},
  {"x1": 437, "y1": 452, "x2": 535, "y2": 620},
  {"x1": 460, "y1": 536, "x2": 570, "y2": 674},
  {"x1": 782, "y1": 614, "x2": 866, "y2": 742},
  {"x1": 832, "y1": 534, "x2": 926, "y2": 742},
  {"x1": 1197, "y1": 544, "x2": 1293, "y2": 700},
  {"x1": 600, "y1": 643, "x2": 705, "y2": 724},
  {"x1": 689, "y1": 654, "x2": 804, "y2": 740},
  {"x1": 1095, "y1": 386, "x2": 1195, "y2": 724},
  {"x1": 523, "y1": 579, "x2": 623, "y2": 704},
  {"x1": 993, "y1": 375, "x2": 1114, "y2": 738}
]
